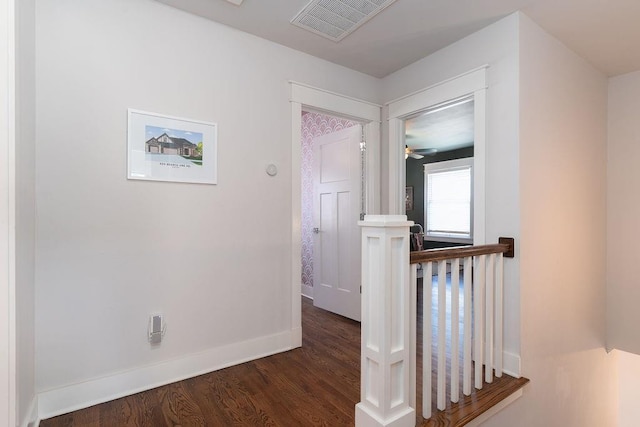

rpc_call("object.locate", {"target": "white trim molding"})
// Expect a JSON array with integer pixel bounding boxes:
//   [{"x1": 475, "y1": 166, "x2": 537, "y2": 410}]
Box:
[
  {"x1": 0, "y1": 0, "x2": 17, "y2": 425},
  {"x1": 289, "y1": 81, "x2": 381, "y2": 121},
  {"x1": 301, "y1": 283, "x2": 313, "y2": 299},
  {"x1": 290, "y1": 82, "x2": 382, "y2": 348},
  {"x1": 37, "y1": 330, "x2": 295, "y2": 421},
  {"x1": 386, "y1": 66, "x2": 488, "y2": 113},
  {"x1": 386, "y1": 67, "x2": 487, "y2": 245},
  {"x1": 290, "y1": 100, "x2": 304, "y2": 349},
  {"x1": 465, "y1": 388, "x2": 524, "y2": 427},
  {"x1": 502, "y1": 350, "x2": 521, "y2": 378},
  {"x1": 23, "y1": 397, "x2": 38, "y2": 427}
]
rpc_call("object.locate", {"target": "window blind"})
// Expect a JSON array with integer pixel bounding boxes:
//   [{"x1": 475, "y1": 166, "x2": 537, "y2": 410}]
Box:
[{"x1": 426, "y1": 167, "x2": 471, "y2": 237}]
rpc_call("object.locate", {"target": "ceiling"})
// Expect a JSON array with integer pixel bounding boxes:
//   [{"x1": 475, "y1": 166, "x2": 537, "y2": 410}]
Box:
[
  {"x1": 156, "y1": 0, "x2": 640, "y2": 78},
  {"x1": 405, "y1": 98, "x2": 474, "y2": 154}
]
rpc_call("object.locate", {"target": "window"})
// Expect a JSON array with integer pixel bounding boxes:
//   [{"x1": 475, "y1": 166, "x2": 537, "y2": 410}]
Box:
[{"x1": 424, "y1": 158, "x2": 473, "y2": 243}]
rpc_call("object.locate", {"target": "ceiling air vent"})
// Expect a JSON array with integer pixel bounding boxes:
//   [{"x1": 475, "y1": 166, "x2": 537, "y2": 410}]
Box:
[{"x1": 291, "y1": 0, "x2": 398, "y2": 42}]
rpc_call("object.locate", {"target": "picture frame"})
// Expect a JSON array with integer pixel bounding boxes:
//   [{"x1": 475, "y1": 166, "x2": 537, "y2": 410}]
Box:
[
  {"x1": 405, "y1": 186, "x2": 414, "y2": 211},
  {"x1": 127, "y1": 109, "x2": 217, "y2": 184}
]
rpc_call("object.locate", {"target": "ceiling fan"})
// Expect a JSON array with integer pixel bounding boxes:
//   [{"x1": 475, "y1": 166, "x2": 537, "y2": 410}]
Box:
[{"x1": 405, "y1": 145, "x2": 437, "y2": 160}]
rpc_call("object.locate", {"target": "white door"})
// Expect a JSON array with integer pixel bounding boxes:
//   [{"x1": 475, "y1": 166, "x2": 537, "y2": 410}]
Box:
[{"x1": 312, "y1": 125, "x2": 362, "y2": 321}]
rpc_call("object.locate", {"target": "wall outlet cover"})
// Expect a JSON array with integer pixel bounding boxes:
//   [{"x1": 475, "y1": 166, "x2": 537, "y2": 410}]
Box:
[{"x1": 148, "y1": 314, "x2": 165, "y2": 344}]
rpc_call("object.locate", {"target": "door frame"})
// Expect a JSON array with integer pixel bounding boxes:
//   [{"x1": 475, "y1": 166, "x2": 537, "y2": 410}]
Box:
[
  {"x1": 386, "y1": 66, "x2": 487, "y2": 245},
  {"x1": 290, "y1": 81, "x2": 381, "y2": 346},
  {"x1": 0, "y1": 0, "x2": 17, "y2": 424}
]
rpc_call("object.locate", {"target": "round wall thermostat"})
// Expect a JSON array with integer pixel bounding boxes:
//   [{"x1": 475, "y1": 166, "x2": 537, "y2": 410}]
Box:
[{"x1": 266, "y1": 164, "x2": 278, "y2": 176}]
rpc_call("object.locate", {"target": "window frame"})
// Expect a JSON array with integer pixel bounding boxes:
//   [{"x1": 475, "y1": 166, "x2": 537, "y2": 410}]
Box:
[{"x1": 423, "y1": 157, "x2": 474, "y2": 244}]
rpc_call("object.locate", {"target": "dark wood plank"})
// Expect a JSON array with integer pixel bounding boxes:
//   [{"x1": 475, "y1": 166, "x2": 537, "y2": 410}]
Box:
[
  {"x1": 156, "y1": 381, "x2": 207, "y2": 426},
  {"x1": 41, "y1": 289, "x2": 527, "y2": 427},
  {"x1": 97, "y1": 389, "x2": 162, "y2": 427},
  {"x1": 410, "y1": 241, "x2": 512, "y2": 264}
]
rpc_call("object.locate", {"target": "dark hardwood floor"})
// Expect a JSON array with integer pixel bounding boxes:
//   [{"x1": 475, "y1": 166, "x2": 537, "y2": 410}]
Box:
[{"x1": 41, "y1": 281, "x2": 527, "y2": 427}]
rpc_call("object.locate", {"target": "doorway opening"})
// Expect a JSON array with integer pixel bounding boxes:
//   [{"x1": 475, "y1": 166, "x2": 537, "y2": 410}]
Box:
[
  {"x1": 405, "y1": 96, "x2": 475, "y2": 250},
  {"x1": 387, "y1": 67, "x2": 487, "y2": 246},
  {"x1": 290, "y1": 82, "x2": 381, "y2": 347},
  {"x1": 300, "y1": 111, "x2": 362, "y2": 321}
]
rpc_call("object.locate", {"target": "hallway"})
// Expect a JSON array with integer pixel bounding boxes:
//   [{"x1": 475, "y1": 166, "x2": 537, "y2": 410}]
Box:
[
  {"x1": 41, "y1": 298, "x2": 360, "y2": 426},
  {"x1": 41, "y1": 286, "x2": 526, "y2": 426}
]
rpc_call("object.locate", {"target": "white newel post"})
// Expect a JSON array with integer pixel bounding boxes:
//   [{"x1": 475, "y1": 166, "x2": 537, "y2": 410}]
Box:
[{"x1": 356, "y1": 215, "x2": 415, "y2": 427}]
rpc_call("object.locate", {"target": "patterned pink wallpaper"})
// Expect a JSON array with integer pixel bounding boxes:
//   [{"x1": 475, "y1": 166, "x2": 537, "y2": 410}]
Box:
[{"x1": 301, "y1": 112, "x2": 357, "y2": 289}]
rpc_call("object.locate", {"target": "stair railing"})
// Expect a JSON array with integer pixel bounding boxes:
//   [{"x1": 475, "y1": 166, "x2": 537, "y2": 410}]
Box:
[
  {"x1": 410, "y1": 236, "x2": 514, "y2": 419},
  {"x1": 355, "y1": 215, "x2": 514, "y2": 427}
]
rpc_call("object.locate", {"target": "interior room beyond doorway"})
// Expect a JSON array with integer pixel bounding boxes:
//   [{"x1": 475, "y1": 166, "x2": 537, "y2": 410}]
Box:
[{"x1": 404, "y1": 97, "x2": 475, "y2": 250}]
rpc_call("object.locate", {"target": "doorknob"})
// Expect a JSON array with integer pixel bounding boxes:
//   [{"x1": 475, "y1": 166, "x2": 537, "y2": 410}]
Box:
[{"x1": 313, "y1": 227, "x2": 320, "y2": 234}]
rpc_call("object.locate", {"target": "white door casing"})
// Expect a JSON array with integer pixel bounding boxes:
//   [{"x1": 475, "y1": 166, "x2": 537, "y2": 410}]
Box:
[
  {"x1": 0, "y1": 0, "x2": 16, "y2": 424},
  {"x1": 387, "y1": 67, "x2": 487, "y2": 245},
  {"x1": 290, "y1": 81, "x2": 381, "y2": 347},
  {"x1": 312, "y1": 125, "x2": 362, "y2": 321}
]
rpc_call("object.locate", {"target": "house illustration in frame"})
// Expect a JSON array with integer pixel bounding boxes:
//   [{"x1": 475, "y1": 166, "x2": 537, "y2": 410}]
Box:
[{"x1": 145, "y1": 133, "x2": 198, "y2": 157}]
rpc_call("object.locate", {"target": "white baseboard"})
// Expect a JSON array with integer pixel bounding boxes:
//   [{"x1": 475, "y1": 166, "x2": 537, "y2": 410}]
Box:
[
  {"x1": 301, "y1": 283, "x2": 313, "y2": 299},
  {"x1": 466, "y1": 388, "x2": 524, "y2": 427},
  {"x1": 291, "y1": 326, "x2": 302, "y2": 348},
  {"x1": 23, "y1": 395, "x2": 39, "y2": 427},
  {"x1": 502, "y1": 351, "x2": 521, "y2": 378},
  {"x1": 37, "y1": 330, "x2": 295, "y2": 421},
  {"x1": 474, "y1": 351, "x2": 520, "y2": 378}
]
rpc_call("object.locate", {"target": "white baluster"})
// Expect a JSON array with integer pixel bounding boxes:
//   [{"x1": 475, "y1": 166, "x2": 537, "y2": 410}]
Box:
[
  {"x1": 450, "y1": 258, "x2": 460, "y2": 403},
  {"x1": 423, "y1": 261, "x2": 432, "y2": 420},
  {"x1": 485, "y1": 254, "x2": 495, "y2": 384},
  {"x1": 437, "y1": 260, "x2": 447, "y2": 410},
  {"x1": 463, "y1": 256, "x2": 472, "y2": 396},
  {"x1": 410, "y1": 262, "x2": 418, "y2": 410},
  {"x1": 495, "y1": 253, "x2": 504, "y2": 378},
  {"x1": 474, "y1": 255, "x2": 486, "y2": 389}
]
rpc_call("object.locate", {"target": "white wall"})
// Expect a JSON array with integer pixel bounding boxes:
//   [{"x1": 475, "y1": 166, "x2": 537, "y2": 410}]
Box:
[
  {"x1": 489, "y1": 14, "x2": 615, "y2": 426},
  {"x1": 382, "y1": 12, "x2": 618, "y2": 426},
  {"x1": 35, "y1": 0, "x2": 380, "y2": 416},
  {"x1": 607, "y1": 70, "x2": 640, "y2": 355},
  {"x1": 382, "y1": 13, "x2": 522, "y2": 371},
  {"x1": 615, "y1": 350, "x2": 640, "y2": 427},
  {"x1": 30, "y1": 1, "x2": 626, "y2": 423},
  {"x1": 16, "y1": 0, "x2": 37, "y2": 424}
]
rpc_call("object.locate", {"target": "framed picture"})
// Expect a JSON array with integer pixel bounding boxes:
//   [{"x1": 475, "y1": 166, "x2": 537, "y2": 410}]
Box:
[
  {"x1": 127, "y1": 109, "x2": 217, "y2": 184},
  {"x1": 405, "y1": 186, "x2": 414, "y2": 211}
]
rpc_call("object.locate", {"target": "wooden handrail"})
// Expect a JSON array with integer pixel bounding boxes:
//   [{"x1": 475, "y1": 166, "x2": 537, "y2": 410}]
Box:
[{"x1": 410, "y1": 237, "x2": 514, "y2": 264}]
